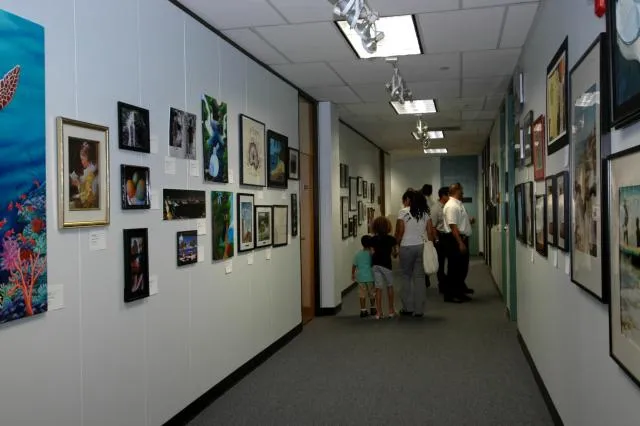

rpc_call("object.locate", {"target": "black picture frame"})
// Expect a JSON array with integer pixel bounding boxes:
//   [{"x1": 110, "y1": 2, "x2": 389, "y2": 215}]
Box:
[
  {"x1": 239, "y1": 114, "x2": 266, "y2": 187},
  {"x1": 340, "y1": 164, "x2": 349, "y2": 188},
  {"x1": 272, "y1": 205, "x2": 289, "y2": 247},
  {"x1": 535, "y1": 194, "x2": 548, "y2": 257},
  {"x1": 358, "y1": 201, "x2": 363, "y2": 225},
  {"x1": 341, "y1": 196, "x2": 349, "y2": 240},
  {"x1": 545, "y1": 176, "x2": 557, "y2": 247},
  {"x1": 357, "y1": 177, "x2": 363, "y2": 196},
  {"x1": 524, "y1": 181, "x2": 534, "y2": 247},
  {"x1": 117, "y1": 102, "x2": 150, "y2": 153},
  {"x1": 266, "y1": 130, "x2": 289, "y2": 189},
  {"x1": 288, "y1": 148, "x2": 300, "y2": 181},
  {"x1": 121, "y1": 165, "x2": 150, "y2": 210},
  {"x1": 556, "y1": 171, "x2": 570, "y2": 252},
  {"x1": 123, "y1": 228, "x2": 150, "y2": 303},
  {"x1": 349, "y1": 177, "x2": 358, "y2": 211},
  {"x1": 237, "y1": 193, "x2": 255, "y2": 253},
  {"x1": 351, "y1": 215, "x2": 358, "y2": 237},
  {"x1": 291, "y1": 193, "x2": 298, "y2": 237},
  {"x1": 515, "y1": 183, "x2": 525, "y2": 243},
  {"x1": 363, "y1": 180, "x2": 368, "y2": 199},
  {"x1": 254, "y1": 205, "x2": 273, "y2": 248},
  {"x1": 370, "y1": 182, "x2": 375, "y2": 204},
  {"x1": 176, "y1": 230, "x2": 198, "y2": 267},
  {"x1": 523, "y1": 111, "x2": 533, "y2": 166},
  {"x1": 546, "y1": 37, "x2": 569, "y2": 155},
  {"x1": 162, "y1": 189, "x2": 206, "y2": 220}
]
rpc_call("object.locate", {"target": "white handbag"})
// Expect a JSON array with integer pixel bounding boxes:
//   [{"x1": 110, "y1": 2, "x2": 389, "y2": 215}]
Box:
[{"x1": 423, "y1": 240, "x2": 439, "y2": 275}]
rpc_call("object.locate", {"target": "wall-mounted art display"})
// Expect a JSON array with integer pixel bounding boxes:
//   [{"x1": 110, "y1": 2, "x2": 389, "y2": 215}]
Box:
[
  {"x1": 546, "y1": 37, "x2": 569, "y2": 154},
  {"x1": 240, "y1": 114, "x2": 266, "y2": 187},
  {"x1": 339, "y1": 164, "x2": 348, "y2": 188},
  {"x1": 255, "y1": 205, "x2": 273, "y2": 248},
  {"x1": 514, "y1": 122, "x2": 523, "y2": 167},
  {"x1": 291, "y1": 193, "x2": 298, "y2": 237},
  {"x1": 351, "y1": 215, "x2": 358, "y2": 237},
  {"x1": 177, "y1": 230, "x2": 198, "y2": 267},
  {"x1": 349, "y1": 177, "x2": 358, "y2": 211},
  {"x1": 524, "y1": 181, "x2": 534, "y2": 247},
  {"x1": 121, "y1": 165, "x2": 150, "y2": 210},
  {"x1": 117, "y1": 101, "x2": 150, "y2": 153},
  {"x1": 515, "y1": 184, "x2": 525, "y2": 243},
  {"x1": 202, "y1": 94, "x2": 228, "y2": 183},
  {"x1": 341, "y1": 196, "x2": 349, "y2": 239},
  {"x1": 169, "y1": 107, "x2": 197, "y2": 160},
  {"x1": 348, "y1": 216, "x2": 354, "y2": 238},
  {"x1": 267, "y1": 130, "x2": 288, "y2": 188},
  {"x1": 162, "y1": 189, "x2": 206, "y2": 220},
  {"x1": 571, "y1": 32, "x2": 610, "y2": 302},
  {"x1": 211, "y1": 191, "x2": 234, "y2": 261},
  {"x1": 370, "y1": 182, "x2": 375, "y2": 204},
  {"x1": 367, "y1": 207, "x2": 375, "y2": 230},
  {"x1": 237, "y1": 193, "x2": 255, "y2": 252},
  {"x1": 546, "y1": 176, "x2": 557, "y2": 247},
  {"x1": 57, "y1": 117, "x2": 110, "y2": 228},
  {"x1": 123, "y1": 228, "x2": 149, "y2": 303},
  {"x1": 0, "y1": 10, "x2": 47, "y2": 324},
  {"x1": 523, "y1": 111, "x2": 533, "y2": 166},
  {"x1": 288, "y1": 148, "x2": 300, "y2": 181},
  {"x1": 556, "y1": 171, "x2": 570, "y2": 252},
  {"x1": 535, "y1": 194, "x2": 547, "y2": 257},
  {"x1": 273, "y1": 205, "x2": 288, "y2": 247},
  {"x1": 357, "y1": 177, "x2": 363, "y2": 196},
  {"x1": 358, "y1": 201, "x2": 364, "y2": 225},
  {"x1": 363, "y1": 180, "x2": 368, "y2": 199},
  {"x1": 532, "y1": 115, "x2": 546, "y2": 181}
]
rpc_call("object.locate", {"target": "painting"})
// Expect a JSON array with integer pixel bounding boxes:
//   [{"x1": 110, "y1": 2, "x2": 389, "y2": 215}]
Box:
[
  {"x1": 288, "y1": 148, "x2": 300, "y2": 181},
  {"x1": 291, "y1": 193, "x2": 298, "y2": 237},
  {"x1": 57, "y1": 117, "x2": 110, "y2": 228},
  {"x1": 515, "y1": 184, "x2": 525, "y2": 243},
  {"x1": 255, "y1": 205, "x2": 272, "y2": 248},
  {"x1": 358, "y1": 201, "x2": 364, "y2": 225},
  {"x1": 240, "y1": 114, "x2": 266, "y2": 187},
  {"x1": 556, "y1": 171, "x2": 570, "y2": 252},
  {"x1": 535, "y1": 194, "x2": 547, "y2": 257},
  {"x1": 370, "y1": 182, "x2": 375, "y2": 204},
  {"x1": 176, "y1": 230, "x2": 198, "y2": 267},
  {"x1": 273, "y1": 205, "x2": 288, "y2": 247},
  {"x1": 546, "y1": 37, "x2": 569, "y2": 154},
  {"x1": 341, "y1": 196, "x2": 349, "y2": 240},
  {"x1": 349, "y1": 177, "x2": 357, "y2": 211},
  {"x1": 571, "y1": 33, "x2": 610, "y2": 302},
  {"x1": 357, "y1": 177, "x2": 363, "y2": 196},
  {"x1": 169, "y1": 107, "x2": 197, "y2": 160},
  {"x1": 123, "y1": 228, "x2": 149, "y2": 303},
  {"x1": 523, "y1": 111, "x2": 533, "y2": 166},
  {"x1": 546, "y1": 176, "x2": 557, "y2": 247},
  {"x1": 202, "y1": 94, "x2": 228, "y2": 183},
  {"x1": 363, "y1": 180, "x2": 368, "y2": 199},
  {"x1": 162, "y1": 189, "x2": 206, "y2": 220},
  {"x1": 0, "y1": 11, "x2": 47, "y2": 323},
  {"x1": 352, "y1": 215, "x2": 358, "y2": 237},
  {"x1": 340, "y1": 164, "x2": 348, "y2": 188},
  {"x1": 117, "y1": 102, "x2": 150, "y2": 153},
  {"x1": 532, "y1": 115, "x2": 546, "y2": 181},
  {"x1": 267, "y1": 130, "x2": 288, "y2": 188},
  {"x1": 121, "y1": 165, "x2": 150, "y2": 210},
  {"x1": 367, "y1": 207, "x2": 375, "y2": 231},
  {"x1": 524, "y1": 182, "x2": 533, "y2": 247},
  {"x1": 237, "y1": 193, "x2": 255, "y2": 252},
  {"x1": 211, "y1": 191, "x2": 234, "y2": 261}
]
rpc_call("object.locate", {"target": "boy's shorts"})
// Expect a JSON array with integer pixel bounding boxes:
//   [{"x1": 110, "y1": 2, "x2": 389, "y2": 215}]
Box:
[
  {"x1": 358, "y1": 282, "x2": 374, "y2": 298},
  {"x1": 373, "y1": 265, "x2": 393, "y2": 289}
]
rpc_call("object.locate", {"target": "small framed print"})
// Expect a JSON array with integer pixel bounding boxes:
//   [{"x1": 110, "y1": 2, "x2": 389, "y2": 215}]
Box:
[
  {"x1": 535, "y1": 194, "x2": 548, "y2": 257},
  {"x1": 339, "y1": 164, "x2": 348, "y2": 188},
  {"x1": 117, "y1": 102, "x2": 150, "y2": 153},
  {"x1": 123, "y1": 228, "x2": 149, "y2": 303},
  {"x1": 357, "y1": 177, "x2": 363, "y2": 196},
  {"x1": 370, "y1": 182, "x2": 375, "y2": 204},
  {"x1": 546, "y1": 37, "x2": 569, "y2": 154},
  {"x1": 291, "y1": 193, "x2": 298, "y2": 237},
  {"x1": 169, "y1": 107, "x2": 197, "y2": 160},
  {"x1": 121, "y1": 165, "x2": 150, "y2": 210},
  {"x1": 273, "y1": 205, "x2": 288, "y2": 247},
  {"x1": 211, "y1": 191, "x2": 234, "y2": 261},
  {"x1": 358, "y1": 201, "x2": 364, "y2": 225},
  {"x1": 524, "y1": 181, "x2": 534, "y2": 247},
  {"x1": 255, "y1": 205, "x2": 273, "y2": 248},
  {"x1": 523, "y1": 111, "x2": 533, "y2": 166},
  {"x1": 514, "y1": 122, "x2": 523, "y2": 167},
  {"x1": 556, "y1": 171, "x2": 570, "y2": 252},
  {"x1": 267, "y1": 130, "x2": 288, "y2": 188},
  {"x1": 237, "y1": 193, "x2": 255, "y2": 252},
  {"x1": 532, "y1": 115, "x2": 546, "y2": 181},
  {"x1": 57, "y1": 117, "x2": 110, "y2": 228},
  {"x1": 363, "y1": 180, "x2": 368, "y2": 199},
  {"x1": 176, "y1": 230, "x2": 198, "y2": 267},
  {"x1": 202, "y1": 94, "x2": 229, "y2": 183},
  {"x1": 352, "y1": 215, "x2": 358, "y2": 237},
  {"x1": 546, "y1": 176, "x2": 557, "y2": 246},
  {"x1": 239, "y1": 114, "x2": 266, "y2": 187},
  {"x1": 515, "y1": 184, "x2": 525, "y2": 243},
  {"x1": 349, "y1": 177, "x2": 358, "y2": 211},
  {"x1": 341, "y1": 196, "x2": 349, "y2": 240},
  {"x1": 288, "y1": 148, "x2": 300, "y2": 181}
]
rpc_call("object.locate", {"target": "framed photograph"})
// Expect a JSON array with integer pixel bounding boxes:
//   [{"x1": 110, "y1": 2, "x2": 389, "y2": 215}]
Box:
[
  {"x1": 240, "y1": 114, "x2": 266, "y2": 187},
  {"x1": 339, "y1": 164, "x2": 348, "y2": 188},
  {"x1": 117, "y1": 102, "x2": 150, "y2": 153},
  {"x1": 267, "y1": 130, "x2": 288, "y2": 188},
  {"x1": 535, "y1": 195, "x2": 548, "y2": 257},
  {"x1": 177, "y1": 230, "x2": 198, "y2": 267},
  {"x1": 515, "y1": 184, "x2": 525, "y2": 243},
  {"x1": 352, "y1": 215, "x2": 358, "y2": 237},
  {"x1": 357, "y1": 177, "x2": 363, "y2": 196},
  {"x1": 570, "y1": 32, "x2": 610, "y2": 301},
  {"x1": 363, "y1": 180, "x2": 368, "y2": 199},
  {"x1": 202, "y1": 94, "x2": 228, "y2": 183},
  {"x1": 255, "y1": 205, "x2": 273, "y2": 248},
  {"x1": 57, "y1": 117, "x2": 110, "y2": 228},
  {"x1": 349, "y1": 177, "x2": 358, "y2": 211},
  {"x1": 370, "y1": 182, "x2": 375, "y2": 204},
  {"x1": 341, "y1": 196, "x2": 349, "y2": 240},
  {"x1": 523, "y1": 111, "x2": 533, "y2": 166},
  {"x1": 532, "y1": 115, "x2": 546, "y2": 181},
  {"x1": 524, "y1": 181, "x2": 534, "y2": 247},
  {"x1": 162, "y1": 189, "x2": 206, "y2": 220},
  {"x1": 121, "y1": 165, "x2": 150, "y2": 210},
  {"x1": 123, "y1": 228, "x2": 149, "y2": 303},
  {"x1": 169, "y1": 107, "x2": 197, "y2": 160},
  {"x1": 211, "y1": 191, "x2": 234, "y2": 261},
  {"x1": 358, "y1": 201, "x2": 364, "y2": 225},
  {"x1": 288, "y1": 148, "x2": 300, "y2": 181},
  {"x1": 291, "y1": 193, "x2": 298, "y2": 237},
  {"x1": 546, "y1": 37, "x2": 569, "y2": 154},
  {"x1": 556, "y1": 171, "x2": 570, "y2": 252},
  {"x1": 237, "y1": 193, "x2": 255, "y2": 252},
  {"x1": 514, "y1": 122, "x2": 523, "y2": 167},
  {"x1": 273, "y1": 205, "x2": 288, "y2": 247},
  {"x1": 546, "y1": 176, "x2": 557, "y2": 247}
]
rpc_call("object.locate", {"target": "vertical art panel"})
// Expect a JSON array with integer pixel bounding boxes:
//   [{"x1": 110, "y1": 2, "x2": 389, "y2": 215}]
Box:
[
  {"x1": 211, "y1": 191, "x2": 234, "y2": 260},
  {"x1": 0, "y1": 11, "x2": 47, "y2": 323}
]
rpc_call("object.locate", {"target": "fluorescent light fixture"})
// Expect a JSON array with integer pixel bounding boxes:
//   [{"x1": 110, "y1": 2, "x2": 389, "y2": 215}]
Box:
[
  {"x1": 412, "y1": 130, "x2": 444, "y2": 140},
  {"x1": 424, "y1": 148, "x2": 448, "y2": 155},
  {"x1": 391, "y1": 99, "x2": 437, "y2": 115},
  {"x1": 337, "y1": 15, "x2": 422, "y2": 59}
]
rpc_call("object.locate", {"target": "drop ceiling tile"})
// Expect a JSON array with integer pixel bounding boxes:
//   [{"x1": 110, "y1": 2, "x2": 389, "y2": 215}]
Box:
[
  {"x1": 462, "y1": 77, "x2": 509, "y2": 97},
  {"x1": 462, "y1": 120, "x2": 494, "y2": 130},
  {"x1": 350, "y1": 83, "x2": 392, "y2": 103},
  {"x1": 411, "y1": 80, "x2": 461, "y2": 99},
  {"x1": 305, "y1": 86, "x2": 361, "y2": 103},
  {"x1": 462, "y1": 0, "x2": 534, "y2": 7},
  {"x1": 418, "y1": 7, "x2": 505, "y2": 53},
  {"x1": 224, "y1": 29, "x2": 290, "y2": 65},
  {"x1": 329, "y1": 59, "x2": 393, "y2": 85},
  {"x1": 272, "y1": 62, "x2": 344, "y2": 87},
  {"x1": 368, "y1": 0, "x2": 460, "y2": 15},
  {"x1": 180, "y1": 0, "x2": 285, "y2": 29},
  {"x1": 462, "y1": 110, "x2": 498, "y2": 120},
  {"x1": 400, "y1": 53, "x2": 461, "y2": 82},
  {"x1": 268, "y1": 0, "x2": 333, "y2": 23},
  {"x1": 255, "y1": 22, "x2": 354, "y2": 62},
  {"x1": 463, "y1": 48, "x2": 521, "y2": 78},
  {"x1": 500, "y1": 3, "x2": 540, "y2": 48},
  {"x1": 437, "y1": 97, "x2": 486, "y2": 111}
]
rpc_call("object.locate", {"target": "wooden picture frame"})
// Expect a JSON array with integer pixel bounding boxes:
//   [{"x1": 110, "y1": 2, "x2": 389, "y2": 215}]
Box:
[
  {"x1": 239, "y1": 114, "x2": 266, "y2": 187},
  {"x1": 123, "y1": 228, "x2": 149, "y2": 303},
  {"x1": 546, "y1": 37, "x2": 569, "y2": 155}
]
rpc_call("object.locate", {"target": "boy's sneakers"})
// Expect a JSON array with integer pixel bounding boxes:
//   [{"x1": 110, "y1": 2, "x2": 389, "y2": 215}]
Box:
[
  {"x1": 369, "y1": 307, "x2": 377, "y2": 316},
  {"x1": 360, "y1": 310, "x2": 369, "y2": 318}
]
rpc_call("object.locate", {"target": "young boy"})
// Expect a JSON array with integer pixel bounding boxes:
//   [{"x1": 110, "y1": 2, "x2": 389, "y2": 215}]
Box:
[{"x1": 352, "y1": 235, "x2": 376, "y2": 318}]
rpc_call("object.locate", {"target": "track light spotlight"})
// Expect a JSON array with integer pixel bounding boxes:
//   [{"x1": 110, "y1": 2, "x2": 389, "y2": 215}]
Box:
[{"x1": 332, "y1": 0, "x2": 384, "y2": 54}]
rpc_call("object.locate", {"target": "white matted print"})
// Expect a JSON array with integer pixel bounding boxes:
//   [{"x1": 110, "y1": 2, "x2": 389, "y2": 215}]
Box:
[
  {"x1": 240, "y1": 114, "x2": 266, "y2": 187},
  {"x1": 273, "y1": 205, "x2": 288, "y2": 247}
]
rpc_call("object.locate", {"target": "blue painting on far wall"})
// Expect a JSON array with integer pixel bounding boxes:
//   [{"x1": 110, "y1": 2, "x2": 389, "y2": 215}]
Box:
[{"x1": 0, "y1": 10, "x2": 47, "y2": 324}]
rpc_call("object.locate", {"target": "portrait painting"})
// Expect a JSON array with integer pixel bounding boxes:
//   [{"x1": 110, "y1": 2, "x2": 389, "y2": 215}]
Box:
[
  {"x1": 267, "y1": 130, "x2": 288, "y2": 188},
  {"x1": 121, "y1": 165, "x2": 150, "y2": 209},
  {"x1": 117, "y1": 102, "x2": 150, "y2": 153},
  {"x1": 237, "y1": 193, "x2": 255, "y2": 252},
  {"x1": 211, "y1": 191, "x2": 234, "y2": 261},
  {"x1": 176, "y1": 230, "x2": 198, "y2": 267},
  {"x1": 288, "y1": 148, "x2": 300, "y2": 181},
  {"x1": 169, "y1": 107, "x2": 197, "y2": 160},
  {"x1": 255, "y1": 205, "x2": 272, "y2": 248},
  {"x1": 546, "y1": 37, "x2": 569, "y2": 154},
  {"x1": 240, "y1": 114, "x2": 266, "y2": 187},
  {"x1": 273, "y1": 205, "x2": 288, "y2": 247},
  {"x1": 202, "y1": 94, "x2": 228, "y2": 182},
  {"x1": 123, "y1": 228, "x2": 149, "y2": 303},
  {"x1": 162, "y1": 189, "x2": 206, "y2": 220}
]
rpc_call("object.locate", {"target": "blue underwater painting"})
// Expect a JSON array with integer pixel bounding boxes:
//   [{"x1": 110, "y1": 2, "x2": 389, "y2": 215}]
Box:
[
  {"x1": 0, "y1": 10, "x2": 47, "y2": 324},
  {"x1": 202, "y1": 94, "x2": 228, "y2": 183}
]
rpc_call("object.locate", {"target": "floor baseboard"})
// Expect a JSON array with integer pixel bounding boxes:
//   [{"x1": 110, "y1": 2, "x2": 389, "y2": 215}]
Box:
[
  {"x1": 317, "y1": 303, "x2": 342, "y2": 316},
  {"x1": 517, "y1": 331, "x2": 564, "y2": 426},
  {"x1": 341, "y1": 281, "x2": 358, "y2": 297},
  {"x1": 163, "y1": 322, "x2": 303, "y2": 426}
]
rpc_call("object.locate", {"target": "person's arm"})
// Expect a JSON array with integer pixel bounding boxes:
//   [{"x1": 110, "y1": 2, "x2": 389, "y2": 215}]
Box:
[
  {"x1": 390, "y1": 236, "x2": 399, "y2": 258},
  {"x1": 450, "y1": 224, "x2": 467, "y2": 253},
  {"x1": 395, "y1": 219, "x2": 405, "y2": 245}
]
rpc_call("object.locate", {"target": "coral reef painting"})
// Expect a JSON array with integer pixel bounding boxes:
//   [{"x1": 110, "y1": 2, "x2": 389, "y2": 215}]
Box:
[
  {"x1": 211, "y1": 191, "x2": 234, "y2": 260},
  {"x1": 0, "y1": 11, "x2": 47, "y2": 323},
  {"x1": 202, "y1": 95, "x2": 228, "y2": 183}
]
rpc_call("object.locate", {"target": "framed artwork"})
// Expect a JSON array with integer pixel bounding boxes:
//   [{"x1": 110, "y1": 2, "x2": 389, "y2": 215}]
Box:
[
  {"x1": 349, "y1": 177, "x2": 358, "y2": 211},
  {"x1": 202, "y1": 94, "x2": 228, "y2": 183},
  {"x1": 341, "y1": 196, "x2": 349, "y2": 240},
  {"x1": 0, "y1": 10, "x2": 48, "y2": 324},
  {"x1": 514, "y1": 122, "x2": 523, "y2": 167},
  {"x1": 546, "y1": 176, "x2": 557, "y2": 247},
  {"x1": 291, "y1": 193, "x2": 298, "y2": 237},
  {"x1": 267, "y1": 130, "x2": 288, "y2": 188},
  {"x1": 123, "y1": 228, "x2": 149, "y2": 303},
  {"x1": 532, "y1": 115, "x2": 546, "y2": 181},
  {"x1": 211, "y1": 191, "x2": 234, "y2": 261},
  {"x1": 121, "y1": 165, "x2": 150, "y2": 209},
  {"x1": 515, "y1": 184, "x2": 525, "y2": 243},
  {"x1": 524, "y1": 181, "x2": 534, "y2": 247},
  {"x1": 255, "y1": 205, "x2": 273, "y2": 248},
  {"x1": 358, "y1": 201, "x2": 364, "y2": 225},
  {"x1": 239, "y1": 114, "x2": 266, "y2": 187},
  {"x1": 607, "y1": 145, "x2": 640, "y2": 386},
  {"x1": 57, "y1": 117, "x2": 110, "y2": 228},
  {"x1": 273, "y1": 205, "x2": 288, "y2": 247},
  {"x1": 570, "y1": 33, "x2": 610, "y2": 301},
  {"x1": 237, "y1": 193, "x2": 255, "y2": 252},
  {"x1": 363, "y1": 180, "x2": 368, "y2": 199},
  {"x1": 370, "y1": 182, "x2": 375, "y2": 204},
  {"x1": 288, "y1": 148, "x2": 300, "y2": 181},
  {"x1": 556, "y1": 171, "x2": 570, "y2": 252},
  {"x1": 535, "y1": 195, "x2": 548, "y2": 257},
  {"x1": 523, "y1": 111, "x2": 533, "y2": 166},
  {"x1": 607, "y1": 1, "x2": 640, "y2": 128},
  {"x1": 356, "y1": 177, "x2": 363, "y2": 196},
  {"x1": 117, "y1": 101, "x2": 150, "y2": 153},
  {"x1": 546, "y1": 37, "x2": 569, "y2": 154},
  {"x1": 352, "y1": 215, "x2": 358, "y2": 237},
  {"x1": 176, "y1": 230, "x2": 198, "y2": 267},
  {"x1": 169, "y1": 107, "x2": 197, "y2": 160},
  {"x1": 162, "y1": 189, "x2": 206, "y2": 220},
  {"x1": 367, "y1": 207, "x2": 375, "y2": 230},
  {"x1": 339, "y1": 164, "x2": 348, "y2": 188}
]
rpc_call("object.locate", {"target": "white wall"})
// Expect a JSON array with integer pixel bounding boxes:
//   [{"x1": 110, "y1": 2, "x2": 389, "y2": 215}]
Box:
[
  {"x1": 0, "y1": 1, "x2": 301, "y2": 425},
  {"x1": 389, "y1": 156, "x2": 441, "y2": 213},
  {"x1": 513, "y1": 1, "x2": 640, "y2": 425}
]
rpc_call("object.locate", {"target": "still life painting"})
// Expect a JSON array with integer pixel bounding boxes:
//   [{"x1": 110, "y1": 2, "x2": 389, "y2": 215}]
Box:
[
  {"x1": 202, "y1": 94, "x2": 228, "y2": 183},
  {"x1": 121, "y1": 165, "x2": 150, "y2": 209},
  {"x1": 212, "y1": 191, "x2": 234, "y2": 261}
]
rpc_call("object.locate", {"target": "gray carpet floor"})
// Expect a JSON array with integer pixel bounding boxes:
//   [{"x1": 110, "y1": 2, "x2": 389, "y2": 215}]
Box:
[{"x1": 189, "y1": 260, "x2": 553, "y2": 426}]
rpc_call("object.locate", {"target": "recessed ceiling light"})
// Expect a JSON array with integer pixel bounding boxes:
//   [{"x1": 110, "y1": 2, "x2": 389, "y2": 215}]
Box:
[
  {"x1": 424, "y1": 148, "x2": 448, "y2": 155},
  {"x1": 336, "y1": 15, "x2": 422, "y2": 59},
  {"x1": 391, "y1": 99, "x2": 437, "y2": 115}
]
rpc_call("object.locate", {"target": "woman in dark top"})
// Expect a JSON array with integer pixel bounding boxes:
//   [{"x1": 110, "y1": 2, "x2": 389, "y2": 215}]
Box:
[{"x1": 371, "y1": 216, "x2": 397, "y2": 319}]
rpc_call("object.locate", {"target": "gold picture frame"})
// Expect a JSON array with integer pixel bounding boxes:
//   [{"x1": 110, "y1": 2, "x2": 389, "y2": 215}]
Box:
[{"x1": 57, "y1": 117, "x2": 110, "y2": 228}]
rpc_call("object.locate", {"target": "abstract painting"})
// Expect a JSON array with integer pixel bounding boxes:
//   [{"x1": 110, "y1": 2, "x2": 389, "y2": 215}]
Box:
[
  {"x1": 169, "y1": 107, "x2": 197, "y2": 160},
  {"x1": 255, "y1": 205, "x2": 272, "y2": 248},
  {"x1": 240, "y1": 114, "x2": 266, "y2": 187},
  {"x1": 237, "y1": 193, "x2": 255, "y2": 252},
  {"x1": 162, "y1": 189, "x2": 206, "y2": 220},
  {"x1": 202, "y1": 94, "x2": 228, "y2": 182},
  {"x1": 0, "y1": 10, "x2": 47, "y2": 323},
  {"x1": 211, "y1": 191, "x2": 234, "y2": 261},
  {"x1": 123, "y1": 228, "x2": 149, "y2": 303},
  {"x1": 291, "y1": 193, "x2": 298, "y2": 237},
  {"x1": 546, "y1": 37, "x2": 569, "y2": 154},
  {"x1": 267, "y1": 130, "x2": 288, "y2": 188},
  {"x1": 288, "y1": 148, "x2": 300, "y2": 181},
  {"x1": 121, "y1": 165, "x2": 150, "y2": 209},
  {"x1": 176, "y1": 230, "x2": 198, "y2": 267},
  {"x1": 117, "y1": 102, "x2": 150, "y2": 153},
  {"x1": 273, "y1": 205, "x2": 288, "y2": 247}
]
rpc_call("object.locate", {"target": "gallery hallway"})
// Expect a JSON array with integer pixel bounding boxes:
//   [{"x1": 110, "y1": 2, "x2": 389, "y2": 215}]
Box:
[{"x1": 188, "y1": 260, "x2": 553, "y2": 425}]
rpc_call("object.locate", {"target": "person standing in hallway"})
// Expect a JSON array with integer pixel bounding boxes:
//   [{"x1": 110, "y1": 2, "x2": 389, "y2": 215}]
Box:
[
  {"x1": 430, "y1": 187, "x2": 449, "y2": 294},
  {"x1": 395, "y1": 190, "x2": 434, "y2": 317},
  {"x1": 352, "y1": 235, "x2": 376, "y2": 318},
  {"x1": 442, "y1": 183, "x2": 473, "y2": 303},
  {"x1": 421, "y1": 183, "x2": 434, "y2": 289},
  {"x1": 371, "y1": 217, "x2": 397, "y2": 319}
]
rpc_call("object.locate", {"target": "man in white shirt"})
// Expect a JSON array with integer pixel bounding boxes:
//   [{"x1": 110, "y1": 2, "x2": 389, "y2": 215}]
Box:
[{"x1": 430, "y1": 187, "x2": 449, "y2": 293}]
